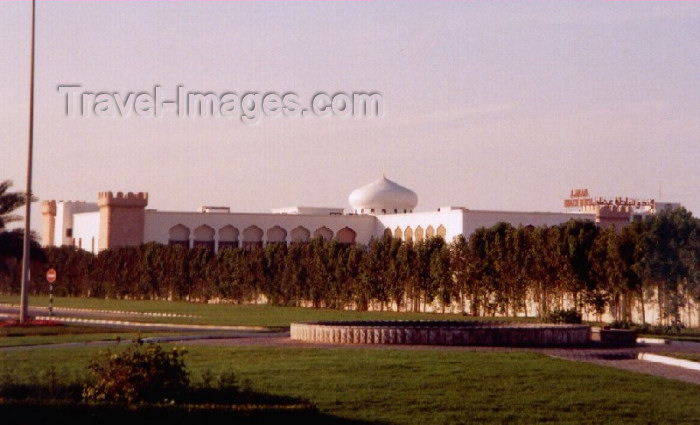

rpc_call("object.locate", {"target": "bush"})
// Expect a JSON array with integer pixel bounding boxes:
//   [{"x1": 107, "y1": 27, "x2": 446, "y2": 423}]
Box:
[
  {"x1": 609, "y1": 320, "x2": 635, "y2": 330},
  {"x1": 652, "y1": 323, "x2": 686, "y2": 334},
  {"x1": 83, "y1": 341, "x2": 189, "y2": 404},
  {"x1": 546, "y1": 308, "x2": 582, "y2": 324}
]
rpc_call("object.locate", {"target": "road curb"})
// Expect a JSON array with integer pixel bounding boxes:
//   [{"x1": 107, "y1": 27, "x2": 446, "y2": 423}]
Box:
[
  {"x1": 32, "y1": 315, "x2": 272, "y2": 332},
  {"x1": 637, "y1": 352, "x2": 700, "y2": 371}
]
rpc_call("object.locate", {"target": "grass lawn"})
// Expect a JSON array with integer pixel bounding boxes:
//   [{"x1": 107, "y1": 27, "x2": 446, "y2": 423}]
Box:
[
  {"x1": 0, "y1": 294, "x2": 537, "y2": 327},
  {"x1": 661, "y1": 352, "x2": 700, "y2": 363},
  {"x1": 185, "y1": 346, "x2": 700, "y2": 425},
  {"x1": 0, "y1": 323, "x2": 197, "y2": 347},
  {"x1": 2, "y1": 296, "x2": 700, "y2": 424},
  {"x1": 2, "y1": 342, "x2": 700, "y2": 425},
  {"x1": 638, "y1": 330, "x2": 700, "y2": 343}
]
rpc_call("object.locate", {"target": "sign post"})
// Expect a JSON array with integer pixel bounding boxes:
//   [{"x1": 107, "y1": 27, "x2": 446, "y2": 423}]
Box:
[{"x1": 46, "y1": 268, "x2": 56, "y2": 317}]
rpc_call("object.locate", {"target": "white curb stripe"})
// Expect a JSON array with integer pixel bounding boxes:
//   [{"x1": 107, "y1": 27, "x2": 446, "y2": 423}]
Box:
[
  {"x1": 32, "y1": 315, "x2": 270, "y2": 332},
  {"x1": 636, "y1": 338, "x2": 669, "y2": 345},
  {"x1": 637, "y1": 352, "x2": 700, "y2": 372},
  {"x1": 0, "y1": 303, "x2": 198, "y2": 318}
]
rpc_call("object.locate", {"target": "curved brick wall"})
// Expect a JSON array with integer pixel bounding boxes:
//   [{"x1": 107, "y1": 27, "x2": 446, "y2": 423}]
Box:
[{"x1": 290, "y1": 321, "x2": 591, "y2": 347}]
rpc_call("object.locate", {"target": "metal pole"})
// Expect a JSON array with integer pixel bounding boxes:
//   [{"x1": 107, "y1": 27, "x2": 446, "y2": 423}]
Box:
[
  {"x1": 19, "y1": 0, "x2": 36, "y2": 324},
  {"x1": 49, "y1": 284, "x2": 53, "y2": 317}
]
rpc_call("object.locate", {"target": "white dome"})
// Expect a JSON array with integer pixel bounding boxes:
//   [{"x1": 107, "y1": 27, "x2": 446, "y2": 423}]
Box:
[{"x1": 348, "y1": 175, "x2": 418, "y2": 214}]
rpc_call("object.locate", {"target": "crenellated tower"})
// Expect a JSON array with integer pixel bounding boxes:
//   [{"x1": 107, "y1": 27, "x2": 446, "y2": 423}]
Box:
[
  {"x1": 98, "y1": 191, "x2": 148, "y2": 251},
  {"x1": 596, "y1": 205, "x2": 633, "y2": 231},
  {"x1": 40, "y1": 200, "x2": 57, "y2": 246}
]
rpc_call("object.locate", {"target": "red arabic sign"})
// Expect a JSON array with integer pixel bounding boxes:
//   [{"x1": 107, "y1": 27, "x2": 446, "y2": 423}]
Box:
[{"x1": 564, "y1": 189, "x2": 593, "y2": 208}]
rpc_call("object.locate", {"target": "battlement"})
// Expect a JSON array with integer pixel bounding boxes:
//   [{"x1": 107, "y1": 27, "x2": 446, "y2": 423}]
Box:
[
  {"x1": 98, "y1": 191, "x2": 149, "y2": 208},
  {"x1": 598, "y1": 205, "x2": 633, "y2": 217},
  {"x1": 596, "y1": 205, "x2": 633, "y2": 231},
  {"x1": 40, "y1": 200, "x2": 56, "y2": 216}
]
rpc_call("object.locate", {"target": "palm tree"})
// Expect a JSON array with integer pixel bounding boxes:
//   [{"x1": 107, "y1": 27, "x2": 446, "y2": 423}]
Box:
[
  {"x1": 0, "y1": 180, "x2": 27, "y2": 231},
  {"x1": 0, "y1": 179, "x2": 45, "y2": 272}
]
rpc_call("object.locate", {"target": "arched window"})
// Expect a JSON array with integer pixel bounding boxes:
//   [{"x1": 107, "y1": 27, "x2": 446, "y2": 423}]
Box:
[
  {"x1": 336, "y1": 227, "x2": 356, "y2": 244},
  {"x1": 168, "y1": 224, "x2": 190, "y2": 248},
  {"x1": 415, "y1": 226, "x2": 424, "y2": 242},
  {"x1": 313, "y1": 226, "x2": 333, "y2": 241},
  {"x1": 404, "y1": 226, "x2": 413, "y2": 242},
  {"x1": 242, "y1": 225, "x2": 263, "y2": 250},
  {"x1": 290, "y1": 226, "x2": 310, "y2": 243},
  {"x1": 266, "y1": 225, "x2": 287, "y2": 245},
  {"x1": 193, "y1": 225, "x2": 215, "y2": 252},
  {"x1": 218, "y1": 225, "x2": 239, "y2": 250}
]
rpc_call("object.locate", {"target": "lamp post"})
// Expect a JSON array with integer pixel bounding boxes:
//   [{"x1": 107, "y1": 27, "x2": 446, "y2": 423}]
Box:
[{"x1": 19, "y1": 0, "x2": 36, "y2": 324}]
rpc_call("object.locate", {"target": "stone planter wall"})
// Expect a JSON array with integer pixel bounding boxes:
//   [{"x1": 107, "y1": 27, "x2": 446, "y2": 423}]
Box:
[
  {"x1": 590, "y1": 328, "x2": 637, "y2": 347},
  {"x1": 290, "y1": 321, "x2": 592, "y2": 347}
]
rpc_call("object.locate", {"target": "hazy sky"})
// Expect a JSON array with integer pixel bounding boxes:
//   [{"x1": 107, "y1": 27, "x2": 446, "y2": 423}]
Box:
[{"x1": 2, "y1": 1, "x2": 699, "y2": 233}]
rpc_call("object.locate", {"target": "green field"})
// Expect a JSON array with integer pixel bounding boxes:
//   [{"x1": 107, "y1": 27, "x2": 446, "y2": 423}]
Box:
[
  {"x1": 1, "y1": 343, "x2": 700, "y2": 425},
  {"x1": 2, "y1": 296, "x2": 700, "y2": 424},
  {"x1": 0, "y1": 295, "x2": 537, "y2": 327},
  {"x1": 662, "y1": 352, "x2": 700, "y2": 363}
]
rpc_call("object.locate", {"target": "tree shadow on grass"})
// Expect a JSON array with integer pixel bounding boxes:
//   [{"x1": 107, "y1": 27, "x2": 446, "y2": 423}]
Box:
[
  {"x1": 0, "y1": 385, "x2": 388, "y2": 425},
  {"x1": 0, "y1": 402, "x2": 385, "y2": 425}
]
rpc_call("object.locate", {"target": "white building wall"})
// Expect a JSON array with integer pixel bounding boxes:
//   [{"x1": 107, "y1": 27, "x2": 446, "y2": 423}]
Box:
[
  {"x1": 53, "y1": 201, "x2": 99, "y2": 247},
  {"x1": 374, "y1": 210, "x2": 466, "y2": 243},
  {"x1": 372, "y1": 209, "x2": 595, "y2": 244},
  {"x1": 143, "y1": 210, "x2": 378, "y2": 249},
  {"x1": 462, "y1": 210, "x2": 595, "y2": 237},
  {"x1": 271, "y1": 206, "x2": 345, "y2": 215},
  {"x1": 72, "y1": 212, "x2": 100, "y2": 254},
  {"x1": 52, "y1": 202, "x2": 597, "y2": 252}
]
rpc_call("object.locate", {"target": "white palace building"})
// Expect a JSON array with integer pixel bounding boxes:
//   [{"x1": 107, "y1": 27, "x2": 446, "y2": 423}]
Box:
[{"x1": 40, "y1": 175, "x2": 676, "y2": 254}]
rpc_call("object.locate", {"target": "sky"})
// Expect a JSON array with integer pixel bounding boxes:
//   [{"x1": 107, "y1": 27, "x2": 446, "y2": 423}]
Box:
[{"x1": 1, "y1": 1, "x2": 699, "y2": 234}]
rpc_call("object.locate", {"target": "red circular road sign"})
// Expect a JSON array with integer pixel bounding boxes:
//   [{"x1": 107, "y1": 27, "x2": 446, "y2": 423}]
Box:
[{"x1": 46, "y1": 268, "x2": 57, "y2": 284}]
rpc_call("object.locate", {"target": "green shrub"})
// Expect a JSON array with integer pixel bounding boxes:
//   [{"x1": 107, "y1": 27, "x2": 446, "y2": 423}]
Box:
[
  {"x1": 546, "y1": 308, "x2": 582, "y2": 324},
  {"x1": 83, "y1": 341, "x2": 189, "y2": 404},
  {"x1": 609, "y1": 320, "x2": 635, "y2": 330},
  {"x1": 652, "y1": 323, "x2": 686, "y2": 334}
]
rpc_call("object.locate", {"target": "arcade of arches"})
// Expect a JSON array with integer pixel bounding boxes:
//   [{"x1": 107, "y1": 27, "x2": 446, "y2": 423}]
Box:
[{"x1": 168, "y1": 223, "x2": 447, "y2": 252}]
